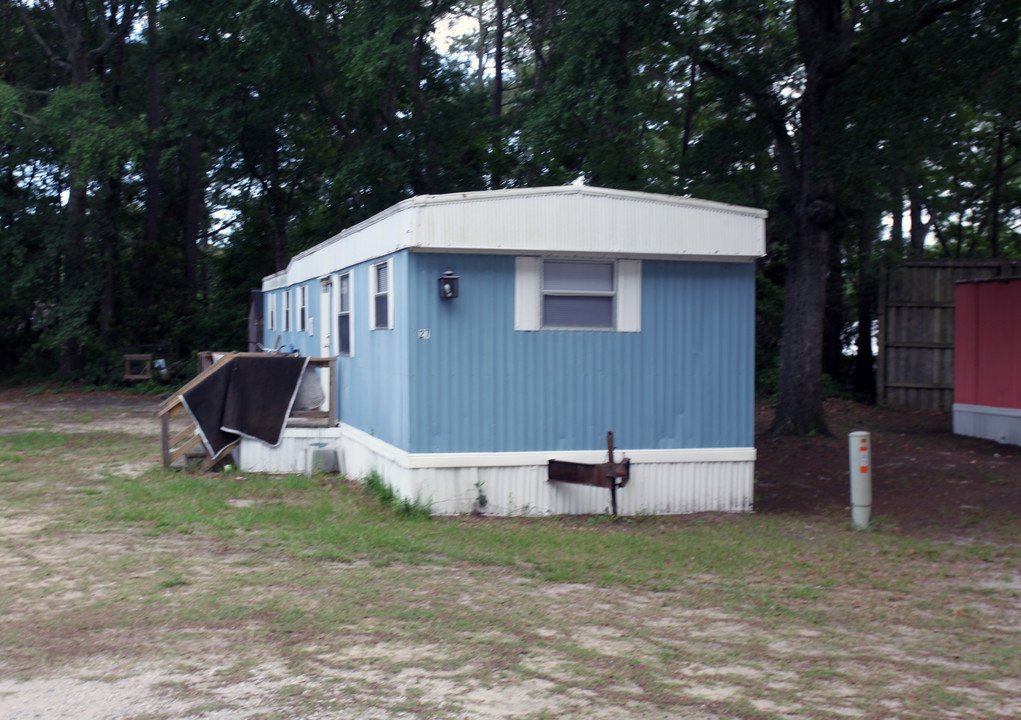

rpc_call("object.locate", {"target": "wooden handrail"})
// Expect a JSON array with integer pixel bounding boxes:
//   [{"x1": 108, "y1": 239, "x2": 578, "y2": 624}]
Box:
[
  {"x1": 159, "y1": 352, "x2": 337, "y2": 470},
  {"x1": 157, "y1": 352, "x2": 266, "y2": 417}
]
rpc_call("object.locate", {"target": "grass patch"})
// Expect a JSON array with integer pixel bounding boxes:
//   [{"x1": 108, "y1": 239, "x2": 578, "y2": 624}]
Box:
[
  {"x1": 75, "y1": 465, "x2": 994, "y2": 605},
  {"x1": 3, "y1": 399, "x2": 1020, "y2": 720},
  {"x1": 158, "y1": 575, "x2": 190, "y2": 590},
  {"x1": 0, "y1": 432, "x2": 70, "y2": 452}
]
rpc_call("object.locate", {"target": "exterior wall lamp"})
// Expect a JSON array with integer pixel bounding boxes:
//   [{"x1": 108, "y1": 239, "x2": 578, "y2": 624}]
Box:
[{"x1": 439, "y1": 269, "x2": 459, "y2": 299}]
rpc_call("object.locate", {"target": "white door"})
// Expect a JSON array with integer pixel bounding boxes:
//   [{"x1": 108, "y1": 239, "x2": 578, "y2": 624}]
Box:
[
  {"x1": 318, "y1": 277, "x2": 333, "y2": 413},
  {"x1": 319, "y1": 276, "x2": 333, "y2": 357}
]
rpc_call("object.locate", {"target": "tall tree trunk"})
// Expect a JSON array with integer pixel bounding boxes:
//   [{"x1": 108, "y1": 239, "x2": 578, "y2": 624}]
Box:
[
  {"x1": 769, "y1": 0, "x2": 840, "y2": 436},
  {"x1": 182, "y1": 20, "x2": 203, "y2": 298},
  {"x1": 139, "y1": 0, "x2": 161, "y2": 316},
  {"x1": 852, "y1": 222, "x2": 876, "y2": 400},
  {"x1": 520, "y1": 0, "x2": 560, "y2": 93},
  {"x1": 183, "y1": 125, "x2": 201, "y2": 297},
  {"x1": 773, "y1": 219, "x2": 831, "y2": 435},
  {"x1": 60, "y1": 172, "x2": 88, "y2": 376},
  {"x1": 272, "y1": 214, "x2": 289, "y2": 273},
  {"x1": 680, "y1": 62, "x2": 698, "y2": 158},
  {"x1": 59, "y1": 15, "x2": 90, "y2": 377},
  {"x1": 99, "y1": 175, "x2": 121, "y2": 347},
  {"x1": 822, "y1": 229, "x2": 844, "y2": 382},
  {"x1": 407, "y1": 8, "x2": 438, "y2": 194},
  {"x1": 908, "y1": 186, "x2": 926, "y2": 257},
  {"x1": 988, "y1": 125, "x2": 1005, "y2": 258},
  {"x1": 491, "y1": 0, "x2": 504, "y2": 188},
  {"x1": 889, "y1": 169, "x2": 904, "y2": 253},
  {"x1": 266, "y1": 146, "x2": 290, "y2": 272}
]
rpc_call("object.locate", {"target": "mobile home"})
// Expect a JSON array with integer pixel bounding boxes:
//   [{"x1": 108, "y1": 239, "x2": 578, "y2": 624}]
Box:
[{"x1": 242, "y1": 185, "x2": 766, "y2": 515}]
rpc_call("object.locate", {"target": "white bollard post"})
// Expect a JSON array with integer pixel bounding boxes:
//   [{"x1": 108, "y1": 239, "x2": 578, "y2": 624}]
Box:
[{"x1": 848, "y1": 431, "x2": 872, "y2": 530}]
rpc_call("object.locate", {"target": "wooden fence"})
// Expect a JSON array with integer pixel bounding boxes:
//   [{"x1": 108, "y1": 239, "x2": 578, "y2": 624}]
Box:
[{"x1": 877, "y1": 259, "x2": 1021, "y2": 410}]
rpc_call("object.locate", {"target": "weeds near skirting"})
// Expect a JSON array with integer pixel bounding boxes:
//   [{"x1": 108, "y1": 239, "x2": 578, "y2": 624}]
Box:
[{"x1": 362, "y1": 469, "x2": 431, "y2": 519}]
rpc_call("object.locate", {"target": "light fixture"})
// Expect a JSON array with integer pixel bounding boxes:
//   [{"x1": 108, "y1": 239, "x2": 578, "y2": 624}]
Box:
[{"x1": 439, "y1": 269, "x2": 459, "y2": 299}]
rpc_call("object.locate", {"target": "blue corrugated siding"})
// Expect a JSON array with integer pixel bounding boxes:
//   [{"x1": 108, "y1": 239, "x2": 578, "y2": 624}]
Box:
[
  {"x1": 264, "y1": 281, "x2": 318, "y2": 356},
  {"x1": 334, "y1": 255, "x2": 410, "y2": 449},
  {"x1": 263, "y1": 261, "x2": 411, "y2": 449},
  {"x1": 407, "y1": 254, "x2": 754, "y2": 453},
  {"x1": 266, "y1": 252, "x2": 753, "y2": 454}
]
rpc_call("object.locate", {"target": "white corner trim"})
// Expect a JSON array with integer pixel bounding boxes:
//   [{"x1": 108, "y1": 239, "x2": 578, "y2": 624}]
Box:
[
  {"x1": 617, "y1": 259, "x2": 641, "y2": 332},
  {"x1": 514, "y1": 256, "x2": 541, "y2": 330},
  {"x1": 339, "y1": 423, "x2": 755, "y2": 470}
]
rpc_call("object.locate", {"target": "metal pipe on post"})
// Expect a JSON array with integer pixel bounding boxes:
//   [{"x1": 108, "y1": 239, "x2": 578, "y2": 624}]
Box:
[{"x1": 848, "y1": 431, "x2": 872, "y2": 530}]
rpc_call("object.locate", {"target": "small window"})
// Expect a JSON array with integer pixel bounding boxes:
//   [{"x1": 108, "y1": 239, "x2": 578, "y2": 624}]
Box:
[
  {"x1": 267, "y1": 294, "x2": 276, "y2": 332},
  {"x1": 284, "y1": 291, "x2": 292, "y2": 332},
  {"x1": 298, "y1": 285, "x2": 308, "y2": 332},
  {"x1": 542, "y1": 261, "x2": 615, "y2": 329},
  {"x1": 515, "y1": 257, "x2": 641, "y2": 332},
  {"x1": 371, "y1": 260, "x2": 392, "y2": 330},
  {"x1": 337, "y1": 272, "x2": 352, "y2": 356}
]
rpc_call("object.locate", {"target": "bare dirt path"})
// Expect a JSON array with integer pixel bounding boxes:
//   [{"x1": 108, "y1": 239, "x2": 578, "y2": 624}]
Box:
[{"x1": 1, "y1": 388, "x2": 1019, "y2": 719}]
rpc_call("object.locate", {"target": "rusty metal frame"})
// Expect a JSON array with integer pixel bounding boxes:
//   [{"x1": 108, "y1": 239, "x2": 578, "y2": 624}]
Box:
[{"x1": 548, "y1": 432, "x2": 630, "y2": 516}]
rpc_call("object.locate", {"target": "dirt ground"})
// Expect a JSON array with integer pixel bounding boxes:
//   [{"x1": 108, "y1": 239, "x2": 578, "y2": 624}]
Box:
[
  {"x1": 754, "y1": 397, "x2": 1021, "y2": 538},
  {"x1": 0, "y1": 387, "x2": 1019, "y2": 719}
]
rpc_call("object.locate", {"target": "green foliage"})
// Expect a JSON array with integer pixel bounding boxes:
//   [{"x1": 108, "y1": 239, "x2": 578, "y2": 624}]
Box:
[
  {"x1": 0, "y1": 0, "x2": 1017, "y2": 399},
  {"x1": 363, "y1": 470, "x2": 432, "y2": 519},
  {"x1": 0, "y1": 82, "x2": 24, "y2": 142},
  {"x1": 0, "y1": 432, "x2": 68, "y2": 452},
  {"x1": 40, "y1": 81, "x2": 140, "y2": 181},
  {"x1": 363, "y1": 469, "x2": 397, "y2": 506},
  {"x1": 517, "y1": 0, "x2": 679, "y2": 188}
]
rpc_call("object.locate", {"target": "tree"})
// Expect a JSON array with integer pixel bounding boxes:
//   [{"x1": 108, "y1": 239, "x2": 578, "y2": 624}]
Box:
[
  {"x1": 13, "y1": 0, "x2": 141, "y2": 375},
  {"x1": 672, "y1": 0, "x2": 1008, "y2": 435}
]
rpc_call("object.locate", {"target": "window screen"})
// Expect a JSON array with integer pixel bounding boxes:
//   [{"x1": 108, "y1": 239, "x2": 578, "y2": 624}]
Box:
[
  {"x1": 542, "y1": 261, "x2": 615, "y2": 329},
  {"x1": 337, "y1": 273, "x2": 351, "y2": 356}
]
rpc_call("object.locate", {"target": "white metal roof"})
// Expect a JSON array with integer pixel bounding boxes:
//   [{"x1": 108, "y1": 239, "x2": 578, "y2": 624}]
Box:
[{"x1": 264, "y1": 185, "x2": 767, "y2": 289}]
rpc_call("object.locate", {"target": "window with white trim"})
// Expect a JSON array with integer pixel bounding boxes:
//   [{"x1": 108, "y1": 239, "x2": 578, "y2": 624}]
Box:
[
  {"x1": 298, "y1": 285, "x2": 308, "y2": 332},
  {"x1": 542, "y1": 260, "x2": 615, "y2": 329},
  {"x1": 267, "y1": 294, "x2": 276, "y2": 331},
  {"x1": 370, "y1": 259, "x2": 392, "y2": 330},
  {"x1": 337, "y1": 272, "x2": 352, "y2": 356},
  {"x1": 284, "y1": 290, "x2": 292, "y2": 332},
  {"x1": 515, "y1": 257, "x2": 641, "y2": 332}
]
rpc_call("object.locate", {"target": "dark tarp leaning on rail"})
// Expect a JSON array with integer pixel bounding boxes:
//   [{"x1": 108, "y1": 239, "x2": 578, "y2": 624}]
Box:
[{"x1": 181, "y1": 355, "x2": 309, "y2": 456}]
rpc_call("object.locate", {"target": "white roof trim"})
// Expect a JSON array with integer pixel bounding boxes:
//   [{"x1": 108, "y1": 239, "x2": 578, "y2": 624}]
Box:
[{"x1": 264, "y1": 185, "x2": 767, "y2": 288}]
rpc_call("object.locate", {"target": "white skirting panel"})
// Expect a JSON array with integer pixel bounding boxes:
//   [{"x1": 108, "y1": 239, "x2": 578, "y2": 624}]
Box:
[
  {"x1": 239, "y1": 427, "x2": 343, "y2": 474},
  {"x1": 954, "y1": 404, "x2": 1021, "y2": 447},
  {"x1": 238, "y1": 424, "x2": 755, "y2": 516}
]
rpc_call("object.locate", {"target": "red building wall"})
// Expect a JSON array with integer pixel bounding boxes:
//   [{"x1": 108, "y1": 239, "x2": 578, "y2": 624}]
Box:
[{"x1": 954, "y1": 278, "x2": 1021, "y2": 410}]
